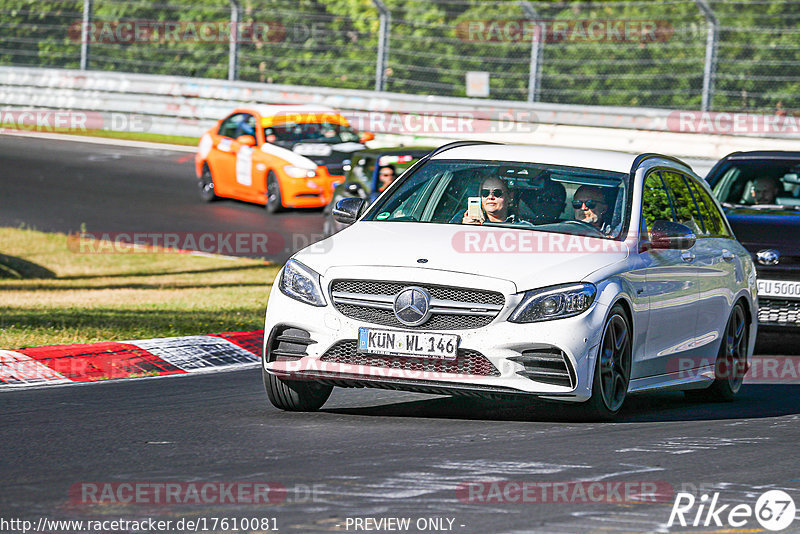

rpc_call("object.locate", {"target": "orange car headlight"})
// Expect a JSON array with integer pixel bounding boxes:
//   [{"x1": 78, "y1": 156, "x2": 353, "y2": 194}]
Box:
[{"x1": 284, "y1": 165, "x2": 316, "y2": 179}]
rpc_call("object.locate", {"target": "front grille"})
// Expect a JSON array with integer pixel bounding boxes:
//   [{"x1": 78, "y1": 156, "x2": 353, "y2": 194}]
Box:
[
  {"x1": 330, "y1": 280, "x2": 505, "y2": 330},
  {"x1": 759, "y1": 299, "x2": 800, "y2": 326},
  {"x1": 320, "y1": 340, "x2": 501, "y2": 377}
]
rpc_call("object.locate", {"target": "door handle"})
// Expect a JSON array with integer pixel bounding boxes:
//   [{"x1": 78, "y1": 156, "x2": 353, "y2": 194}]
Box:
[
  {"x1": 681, "y1": 250, "x2": 695, "y2": 263},
  {"x1": 722, "y1": 250, "x2": 735, "y2": 262}
]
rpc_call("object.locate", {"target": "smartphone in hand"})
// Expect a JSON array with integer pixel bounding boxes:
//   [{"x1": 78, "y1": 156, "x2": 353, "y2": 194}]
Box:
[{"x1": 467, "y1": 197, "x2": 481, "y2": 219}]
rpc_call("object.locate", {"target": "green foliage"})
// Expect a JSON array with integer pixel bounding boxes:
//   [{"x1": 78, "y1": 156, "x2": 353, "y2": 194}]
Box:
[{"x1": 1, "y1": 0, "x2": 797, "y2": 111}]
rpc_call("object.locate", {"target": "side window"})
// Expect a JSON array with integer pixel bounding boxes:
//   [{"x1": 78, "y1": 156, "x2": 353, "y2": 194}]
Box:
[
  {"x1": 641, "y1": 171, "x2": 673, "y2": 233},
  {"x1": 661, "y1": 171, "x2": 705, "y2": 235},
  {"x1": 687, "y1": 179, "x2": 731, "y2": 237},
  {"x1": 218, "y1": 113, "x2": 254, "y2": 139}
]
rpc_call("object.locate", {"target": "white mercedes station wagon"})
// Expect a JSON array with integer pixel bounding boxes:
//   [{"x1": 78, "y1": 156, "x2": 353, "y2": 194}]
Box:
[{"x1": 262, "y1": 142, "x2": 757, "y2": 418}]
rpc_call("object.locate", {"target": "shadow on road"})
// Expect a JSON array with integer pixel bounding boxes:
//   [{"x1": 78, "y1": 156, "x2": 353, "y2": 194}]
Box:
[{"x1": 323, "y1": 384, "x2": 800, "y2": 424}]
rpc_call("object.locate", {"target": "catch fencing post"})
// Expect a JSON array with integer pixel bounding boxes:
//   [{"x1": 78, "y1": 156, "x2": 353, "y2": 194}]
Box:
[
  {"x1": 372, "y1": 0, "x2": 390, "y2": 92},
  {"x1": 80, "y1": 0, "x2": 92, "y2": 70},
  {"x1": 519, "y1": 1, "x2": 543, "y2": 103},
  {"x1": 696, "y1": 0, "x2": 719, "y2": 111},
  {"x1": 228, "y1": 0, "x2": 242, "y2": 81}
]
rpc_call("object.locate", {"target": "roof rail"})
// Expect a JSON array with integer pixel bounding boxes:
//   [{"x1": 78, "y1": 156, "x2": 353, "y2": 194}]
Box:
[
  {"x1": 428, "y1": 140, "x2": 503, "y2": 158},
  {"x1": 631, "y1": 153, "x2": 693, "y2": 174}
]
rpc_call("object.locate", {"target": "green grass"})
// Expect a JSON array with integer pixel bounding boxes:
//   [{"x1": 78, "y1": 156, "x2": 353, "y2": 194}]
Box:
[
  {"x1": 0, "y1": 227, "x2": 280, "y2": 349},
  {"x1": 0, "y1": 125, "x2": 199, "y2": 146}
]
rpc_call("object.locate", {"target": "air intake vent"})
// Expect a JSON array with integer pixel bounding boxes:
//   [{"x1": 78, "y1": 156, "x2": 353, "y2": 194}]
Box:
[
  {"x1": 509, "y1": 348, "x2": 575, "y2": 389},
  {"x1": 267, "y1": 325, "x2": 315, "y2": 362}
]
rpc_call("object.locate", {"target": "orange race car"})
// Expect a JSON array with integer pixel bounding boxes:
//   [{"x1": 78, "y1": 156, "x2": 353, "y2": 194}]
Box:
[{"x1": 195, "y1": 105, "x2": 374, "y2": 212}]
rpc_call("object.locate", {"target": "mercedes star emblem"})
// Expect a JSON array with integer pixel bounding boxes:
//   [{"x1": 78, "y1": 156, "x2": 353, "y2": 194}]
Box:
[
  {"x1": 756, "y1": 249, "x2": 780, "y2": 266},
  {"x1": 393, "y1": 286, "x2": 432, "y2": 326}
]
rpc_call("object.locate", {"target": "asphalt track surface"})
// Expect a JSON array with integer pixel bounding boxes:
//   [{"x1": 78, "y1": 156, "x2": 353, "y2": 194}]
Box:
[
  {"x1": 0, "y1": 134, "x2": 323, "y2": 263},
  {"x1": 2, "y1": 134, "x2": 800, "y2": 533}
]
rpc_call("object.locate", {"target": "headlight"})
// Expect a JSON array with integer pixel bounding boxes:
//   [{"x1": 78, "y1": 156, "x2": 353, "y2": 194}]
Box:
[
  {"x1": 279, "y1": 260, "x2": 326, "y2": 307},
  {"x1": 508, "y1": 283, "x2": 596, "y2": 323},
  {"x1": 284, "y1": 165, "x2": 316, "y2": 179}
]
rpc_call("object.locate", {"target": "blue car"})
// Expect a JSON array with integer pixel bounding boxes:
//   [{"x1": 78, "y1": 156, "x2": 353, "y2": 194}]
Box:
[{"x1": 706, "y1": 151, "x2": 800, "y2": 331}]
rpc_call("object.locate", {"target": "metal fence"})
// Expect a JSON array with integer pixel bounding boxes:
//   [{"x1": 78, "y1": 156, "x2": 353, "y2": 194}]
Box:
[{"x1": 1, "y1": 0, "x2": 799, "y2": 113}]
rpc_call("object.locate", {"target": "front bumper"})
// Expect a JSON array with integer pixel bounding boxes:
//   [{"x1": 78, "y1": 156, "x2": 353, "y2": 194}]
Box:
[
  {"x1": 263, "y1": 270, "x2": 610, "y2": 403},
  {"x1": 281, "y1": 166, "x2": 343, "y2": 208}
]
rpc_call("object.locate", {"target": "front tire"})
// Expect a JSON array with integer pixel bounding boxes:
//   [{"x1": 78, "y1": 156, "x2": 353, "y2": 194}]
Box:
[
  {"x1": 198, "y1": 164, "x2": 217, "y2": 202},
  {"x1": 685, "y1": 302, "x2": 748, "y2": 402},
  {"x1": 262, "y1": 367, "x2": 332, "y2": 412},
  {"x1": 265, "y1": 171, "x2": 284, "y2": 214},
  {"x1": 584, "y1": 304, "x2": 632, "y2": 419}
]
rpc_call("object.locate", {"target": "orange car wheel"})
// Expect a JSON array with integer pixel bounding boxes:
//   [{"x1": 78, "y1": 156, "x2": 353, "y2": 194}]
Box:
[
  {"x1": 266, "y1": 171, "x2": 284, "y2": 213},
  {"x1": 198, "y1": 163, "x2": 217, "y2": 203}
]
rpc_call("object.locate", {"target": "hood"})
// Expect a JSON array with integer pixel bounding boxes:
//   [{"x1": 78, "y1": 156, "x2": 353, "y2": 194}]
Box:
[
  {"x1": 290, "y1": 141, "x2": 365, "y2": 175},
  {"x1": 724, "y1": 207, "x2": 800, "y2": 255},
  {"x1": 295, "y1": 222, "x2": 629, "y2": 292}
]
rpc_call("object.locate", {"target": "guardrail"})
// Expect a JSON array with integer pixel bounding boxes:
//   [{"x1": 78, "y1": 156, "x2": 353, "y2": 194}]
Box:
[{"x1": 1, "y1": 66, "x2": 799, "y2": 160}]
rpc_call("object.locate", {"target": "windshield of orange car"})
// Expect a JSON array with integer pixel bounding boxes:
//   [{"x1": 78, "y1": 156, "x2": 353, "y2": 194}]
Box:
[{"x1": 263, "y1": 122, "x2": 360, "y2": 146}]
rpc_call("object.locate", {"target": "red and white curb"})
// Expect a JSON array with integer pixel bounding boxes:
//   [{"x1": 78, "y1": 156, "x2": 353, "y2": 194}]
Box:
[{"x1": 0, "y1": 330, "x2": 263, "y2": 389}]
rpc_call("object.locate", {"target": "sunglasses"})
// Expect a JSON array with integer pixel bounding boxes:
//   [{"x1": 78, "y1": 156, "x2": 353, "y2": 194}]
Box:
[
  {"x1": 572, "y1": 199, "x2": 601, "y2": 209},
  {"x1": 480, "y1": 188, "x2": 505, "y2": 198}
]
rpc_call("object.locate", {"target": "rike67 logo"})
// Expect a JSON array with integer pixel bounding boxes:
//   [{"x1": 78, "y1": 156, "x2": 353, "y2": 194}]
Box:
[{"x1": 668, "y1": 490, "x2": 796, "y2": 531}]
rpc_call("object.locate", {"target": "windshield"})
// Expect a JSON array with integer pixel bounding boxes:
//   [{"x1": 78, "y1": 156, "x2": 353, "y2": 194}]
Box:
[
  {"x1": 264, "y1": 122, "x2": 360, "y2": 146},
  {"x1": 363, "y1": 159, "x2": 630, "y2": 240},
  {"x1": 711, "y1": 160, "x2": 800, "y2": 210}
]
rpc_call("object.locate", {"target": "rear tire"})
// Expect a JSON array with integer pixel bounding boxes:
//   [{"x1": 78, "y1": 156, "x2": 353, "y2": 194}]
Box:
[
  {"x1": 583, "y1": 304, "x2": 632, "y2": 420},
  {"x1": 684, "y1": 302, "x2": 748, "y2": 402},
  {"x1": 262, "y1": 367, "x2": 332, "y2": 412},
  {"x1": 265, "y1": 171, "x2": 283, "y2": 213},
  {"x1": 198, "y1": 164, "x2": 217, "y2": 202}
]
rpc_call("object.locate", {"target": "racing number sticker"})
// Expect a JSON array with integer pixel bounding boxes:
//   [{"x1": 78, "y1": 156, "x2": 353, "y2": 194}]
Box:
[{"x1": 235, "y1": 145, "x2": 253, "y2": 186}]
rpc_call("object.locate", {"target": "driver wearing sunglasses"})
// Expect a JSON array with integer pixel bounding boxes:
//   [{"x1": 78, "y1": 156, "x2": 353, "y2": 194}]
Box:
[
  {"x1": 461, "y1": 177, "x2": 519, "y2": 225},
  {"x1": 572, "y1": 185, "x2": 611, "y2": 232}
]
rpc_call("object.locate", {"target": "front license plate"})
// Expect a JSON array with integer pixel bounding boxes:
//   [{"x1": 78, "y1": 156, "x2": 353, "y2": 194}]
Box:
[
  {"x1": 757, "y1": 279, "x2": 800, "y2": 299},
  {"x1": 357, "y1": 328, "x2": 459, "y2": 361}
]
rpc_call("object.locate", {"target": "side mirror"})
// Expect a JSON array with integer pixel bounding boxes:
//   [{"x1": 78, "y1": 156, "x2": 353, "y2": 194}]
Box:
[
  {"x1": 649, "y1": 220, "x2": 696, "y2": 250},
  {"x1": 332, "y1": 197, "x2": 366, "y2": 226},
  {"x1": 236, "y1": 135, "x2": 257, "y2": 147},
  {"x1": 359, "y1": 132, "x2": 375, "y2": 143}
]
